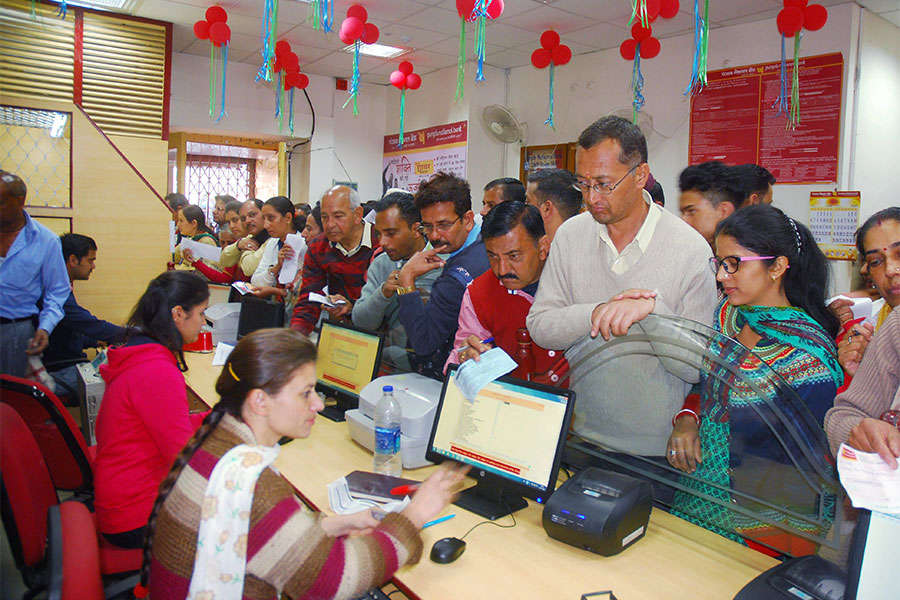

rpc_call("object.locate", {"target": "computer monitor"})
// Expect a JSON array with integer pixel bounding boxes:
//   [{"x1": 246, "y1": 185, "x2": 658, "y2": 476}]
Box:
[
  {"x1": 846, "y1": 509, "x2": 898, "y2": 600},
  {"x1": 236, "y1": 296, "x2": 284, "y2": 339},
  {"x1": 426, "y1": 366, "x2": 575, "y2": 520},
  {"x1": 315, "y1": 321, "x2": 384, "y2": 422}
]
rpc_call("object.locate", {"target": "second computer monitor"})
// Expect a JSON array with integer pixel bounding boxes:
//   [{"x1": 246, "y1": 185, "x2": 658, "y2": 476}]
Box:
[
  {"x1": 315, "y1": 321, "x2": 384, "y2": 422},
  {"x1": 426, "y1": 366, "x2": 575, "y2": 520}
]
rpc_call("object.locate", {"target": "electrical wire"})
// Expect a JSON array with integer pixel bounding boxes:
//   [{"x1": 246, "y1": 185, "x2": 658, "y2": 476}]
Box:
[
  {"x1": 286, "y1": 87, "x2": 315, "y2": 197},
  {"x1": 459, "y1": 504, "x2": 517, "y2": 541}
]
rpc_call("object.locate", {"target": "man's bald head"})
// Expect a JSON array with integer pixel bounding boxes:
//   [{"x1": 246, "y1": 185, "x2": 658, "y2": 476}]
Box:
[
  {"x1": 0, "y1": 171, "x2": 28, "y2": 226},
  {"x1": 0, "y1": 171, "x2": 27, "y2": 202}
]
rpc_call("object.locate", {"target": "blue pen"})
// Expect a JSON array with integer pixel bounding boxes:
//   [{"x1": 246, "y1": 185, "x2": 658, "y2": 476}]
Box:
[
  {"x1": 422, "y1": 514, "x2": 456, "y2": 529},
  {"x1": 454, "y1": 337, "x2": 494, "y2": 355}
]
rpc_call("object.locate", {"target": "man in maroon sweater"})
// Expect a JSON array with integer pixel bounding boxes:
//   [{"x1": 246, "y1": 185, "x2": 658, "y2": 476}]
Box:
[
  {"x1": 290, "y1": 186, "x2": 375, "y2": 335},
  {"x1": 447, "y1": 201, "x2": 565, "y2": 382}
]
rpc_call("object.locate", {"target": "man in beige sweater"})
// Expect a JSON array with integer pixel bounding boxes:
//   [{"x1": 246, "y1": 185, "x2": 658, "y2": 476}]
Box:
[{"x1": 527, "y1": 117, "x2": 717, "y2": 497}]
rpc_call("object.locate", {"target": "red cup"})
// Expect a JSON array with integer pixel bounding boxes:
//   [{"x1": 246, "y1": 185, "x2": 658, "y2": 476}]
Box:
[{"x1": 183, "y1": 330, "x2": 213, "y2": 353}]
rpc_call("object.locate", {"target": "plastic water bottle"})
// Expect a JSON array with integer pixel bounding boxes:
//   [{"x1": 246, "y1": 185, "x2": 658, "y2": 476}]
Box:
[{"x1": 374, "y1": 385, "x2": 402, "y2": 476}]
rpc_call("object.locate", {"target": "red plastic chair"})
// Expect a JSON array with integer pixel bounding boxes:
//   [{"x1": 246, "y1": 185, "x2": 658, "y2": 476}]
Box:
[
  {"x1": 0, "y1": 403, "x2": 58, "y2": 596},
  {"x1": 47, "y1": 501, "x2": 139, "y2": 600},
  {"x1": 0, "y1": 374, "x2": 95, "y2": 493}
]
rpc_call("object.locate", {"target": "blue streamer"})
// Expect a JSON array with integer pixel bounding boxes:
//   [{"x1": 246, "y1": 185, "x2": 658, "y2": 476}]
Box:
[
  {"x1": 341, "y1": 40, "x2": 361, "y2": 114},
  {"x1": 320, "y1": 0, "x2": 334, "y2": 33},
  {"x1": 215, "y1": 43, "x2": 229, "y2": 122},
  {"x1": 57, "y1": 0, "x2": 67, "y2": 18},
  {"x1": 544, "y1": 64, "x2": 555, "y2": 128},
  {"x1": 256, "y1": 0, "x2": 275, "y2": 82},
  {"x1": 275, "y1": 72, "x2": 282, "y2": 119},
  {"x1": 683, "y1": 0, "x2": 703, "y2": 96},
  {"x1": 473, "y1": 0, "x2": 493, "y2": 82},
  {"x1": 289, "y1": 87, "x2": 295, "y2": 135},
  {"x1": 632, "y1": 48, "x2": 645, "y2": 123},
  {"x1": 771, "y1": 33, "x2": 789, "y2": 116}
]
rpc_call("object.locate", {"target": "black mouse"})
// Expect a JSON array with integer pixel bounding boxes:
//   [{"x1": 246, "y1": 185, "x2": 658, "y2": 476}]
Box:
[{"x1": 430, "y1": 537, "x2": 466, "y2": 564}]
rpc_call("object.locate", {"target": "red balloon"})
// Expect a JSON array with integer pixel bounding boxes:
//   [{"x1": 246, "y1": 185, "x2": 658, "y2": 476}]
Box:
[
  {"x1": 347, "y1": 4, "x2": 368, "y2": 22},
  {"x1": 274, "y1": 56, "x2": 283, "y2": 72},
  {"x1": 406, "y1": 73, "x2": 422, "y2": 90},
  {"x1": 295, "y1": 73, "x2": 309, "y2": 90},
  {"x1": 803, "y1": 4, "x2": 827, "y2": 31},
  {"x1": 398, "y1": 60, "x2": 414, "y2": 75},
  {"x1": 486, "y1": 0, "x2": 504, "y2": 20},
  {"x1": 212, "y1": 40, "x2": 222, "y2": 48},
  {"x1": 339, "y1": 26, "x2": 355, "y2": 45},
  {"x1": 646, "y1": 0, "x2": 661, "y2": 21},
  {"x1": 390, "y1": 70, "x2": 406, "y2": 89},
  {"x1": 531, "y1": 48, "x2": 551, "y2": 69},
  {"x1": 456, "y1": 0, "x2": 476, "y2": 21},
  {"x1": 275, "y1": 40, "x2": 290, "y2": 56},
  {"x1": 659, "y1": 0, "x2": 679, "y2": 20},
  {"x1": 551, "y1": 44, "x2": 572, "y2": 66},
  {"x1": 284, "y1": 75, "x2": 293, "y2": 91},
  {"x1": 631, "y1": 22, "x2": 652, "y2": 42},
  {"x1": 640, "y1": 37, "x2": 661, "y2": 59},
  {"x1": 540, "y1": 30, "x2": 560, "y2": 50},
  {"x1": 784, "y1": 0, "x2": 808, "y2": 9},
  {"x1": 193, "y1": 20, "x2": 209, "y2": 40},
  {"x1": 205, "y1": 6, "x2": 227, "y2": 24},
  {"x1": 282, "y1": 51, "x2": 299, "y2": 73},
  {"x1": 619, "y1": 39, "x2": 637, "y2": 60},
  {"x1": 209, "y1": 22, "x2": 231, "y2": 44},
  {"x1": 777, "y1": 7, "x2": 804, "y2": 36},
  {"x1": 362, "y1": 23, "x2": 380, "y2": 45},
  {"x1": 343, "y1": 17, "x2": 364, "y2": 40}
]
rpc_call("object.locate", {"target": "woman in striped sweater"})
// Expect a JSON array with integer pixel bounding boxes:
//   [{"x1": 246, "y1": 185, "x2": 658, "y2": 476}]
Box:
[{"x1": 141, "y1": 328, "x2": 467, "y2": 600}]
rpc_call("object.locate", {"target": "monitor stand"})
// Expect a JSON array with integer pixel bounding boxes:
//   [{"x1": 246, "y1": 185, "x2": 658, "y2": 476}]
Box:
[
  {"x1": 453, "y1": 480, "x2": 528, "y2": 520},
  {"x1": 318, "y1": 394, "x2": 357, "y2": 423}
]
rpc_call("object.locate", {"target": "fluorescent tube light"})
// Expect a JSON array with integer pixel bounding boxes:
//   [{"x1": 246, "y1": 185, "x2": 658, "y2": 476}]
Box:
[{"x1": 343, "y1": 43, "x2": 408, "y2": 59}]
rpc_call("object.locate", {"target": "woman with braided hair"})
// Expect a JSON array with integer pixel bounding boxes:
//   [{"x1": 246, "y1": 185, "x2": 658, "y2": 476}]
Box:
[
  {"x1": 140, "y1": 328, "x2": 468, "y2": 600},
  {"x1": 665, "y1": 205, "x2": 842, "y2": 556}
]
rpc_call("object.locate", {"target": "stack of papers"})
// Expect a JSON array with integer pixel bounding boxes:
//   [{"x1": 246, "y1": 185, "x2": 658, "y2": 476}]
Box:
[{"x1": 327, "y1": 476, "x2": 410, "y2": 515}]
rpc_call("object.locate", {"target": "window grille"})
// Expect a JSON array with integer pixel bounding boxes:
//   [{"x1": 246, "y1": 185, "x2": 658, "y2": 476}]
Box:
[{"x1": 185, "y1": 154, "x2": 255, "y2": 223}]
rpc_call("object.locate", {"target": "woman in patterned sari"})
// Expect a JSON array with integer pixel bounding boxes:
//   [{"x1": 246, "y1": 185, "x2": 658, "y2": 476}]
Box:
[{"x1": 666, "y1": 205, "x2": 843, "y2": 556}]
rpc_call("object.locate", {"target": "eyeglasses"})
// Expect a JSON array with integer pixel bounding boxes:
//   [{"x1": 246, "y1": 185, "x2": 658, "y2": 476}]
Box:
[
  {"x1": 573, "y1": 163, "x2": 641, "y2": 196},
  {"x1": 708, "y1": 255, "x2": 776, "y2": 275},
  {"x1": 419, "y1": 216, "x2": 461, "y2": 235}
]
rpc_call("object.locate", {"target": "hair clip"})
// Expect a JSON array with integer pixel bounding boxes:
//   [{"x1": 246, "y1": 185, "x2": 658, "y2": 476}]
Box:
[{"x1": 228, "y1": 363, "x2": 240, "y2": 381}]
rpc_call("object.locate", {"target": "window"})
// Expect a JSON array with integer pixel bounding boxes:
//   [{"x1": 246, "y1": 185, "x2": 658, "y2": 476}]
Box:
[{"x1": 184, "y1": 154, "x2": 256, "y2": 223}]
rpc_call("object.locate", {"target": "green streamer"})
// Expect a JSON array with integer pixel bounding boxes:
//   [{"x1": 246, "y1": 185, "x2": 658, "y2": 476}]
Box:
[
  {"x1": 399, "y1": 89, "x2": 406, "y2": 148},
  {"x1": 789, "y1": 33, "x2": 802, "y2": 129},
  {"x1": 698, "y1": 0, "x2": 710, "y2": 88},
  {"x1": 209, "y1": 43, "x2": 215, "y2": 119},
  {"x1": 627, "y1": 0, "x2": 649, "y2": 28},
  {"x1": 309, "y1": 0, "x2": 320, "y2": 30},
  {"x1": 266, "y1": 0, "x2": 279, "y2": 81},
  {"x1": 455, "y1": 18, "x2": 466, "y2": 101}
]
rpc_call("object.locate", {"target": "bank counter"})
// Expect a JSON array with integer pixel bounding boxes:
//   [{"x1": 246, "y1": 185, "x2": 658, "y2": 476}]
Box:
[{"x1": 184, "y1": 352, "x2": 776, "y2": 600}]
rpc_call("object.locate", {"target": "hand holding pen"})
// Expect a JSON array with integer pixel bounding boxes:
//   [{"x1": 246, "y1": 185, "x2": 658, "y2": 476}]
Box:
[{"x1": 456, "y1": 336, "x2": 494, "y2": 363}]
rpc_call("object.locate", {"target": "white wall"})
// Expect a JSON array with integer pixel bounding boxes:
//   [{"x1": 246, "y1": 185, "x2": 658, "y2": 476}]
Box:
[{"x1": 169, "y1": 52, "x2": 387, "y2": 204}]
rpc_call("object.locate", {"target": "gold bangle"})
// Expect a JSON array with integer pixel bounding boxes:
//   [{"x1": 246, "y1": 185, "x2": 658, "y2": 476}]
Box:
[{"x1": 396, "y1": 286, "x2": 416, "y2": 295}]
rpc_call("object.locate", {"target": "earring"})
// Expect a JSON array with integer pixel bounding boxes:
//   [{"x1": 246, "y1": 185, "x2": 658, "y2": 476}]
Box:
[{"x1": 771, "y1": 275, "x2": 777, "y2": 281}]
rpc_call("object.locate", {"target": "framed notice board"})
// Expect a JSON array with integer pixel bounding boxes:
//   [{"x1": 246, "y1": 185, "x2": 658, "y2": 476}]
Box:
[
  {"x1": 520, "y1": 143, "x2": 576, "y2": 183},
  {"x1": 809, "y1": 191, "x2": 860, "y2": 261},
  {"x1": 689, "y1": 53, "x2": 843, "y2": 184}
]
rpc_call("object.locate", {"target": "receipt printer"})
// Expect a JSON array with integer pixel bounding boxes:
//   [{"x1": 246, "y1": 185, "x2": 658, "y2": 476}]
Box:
[
  {"x1": 542, "y1": 467, "x2": 652, "y2": 556},
  {"x1": 346, "y1": 373, "x2": 442, "y2": 469}
]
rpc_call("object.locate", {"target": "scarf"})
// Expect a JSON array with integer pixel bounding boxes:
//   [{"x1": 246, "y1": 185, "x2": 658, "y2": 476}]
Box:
[{"x1": 187, "y1": 443, "x2": 280, "y2": 600}]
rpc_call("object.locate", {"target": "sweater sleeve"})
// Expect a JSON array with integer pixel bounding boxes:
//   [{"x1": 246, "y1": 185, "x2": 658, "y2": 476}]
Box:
[
  {"x1": 248, "y1": 495, "x2": 423, "y2": 600},
  {"x1": 131, "y1": 363, "x2": 196, "y2": 465},
  {"x1": 192, "y1": 258, "x2": 236, "y2": 284},
  {"x1": 526, "y1": 234, "x2": 597, "y2": 350},
  {"x1": 825, "y1": 310, "x2": 900, "y2": 456},
  {"x1": 396, "y1": 270, "x2": 466, "y2": 357},
  {"x1": 219, "y1": 240, "x2": 241, "y2": 268},
  {"x1": 63, "y1": 293, "x2": 126, "y2": 347},
  {"x1": 351, "y1": 257, "x2": 392, "y2": 331}
]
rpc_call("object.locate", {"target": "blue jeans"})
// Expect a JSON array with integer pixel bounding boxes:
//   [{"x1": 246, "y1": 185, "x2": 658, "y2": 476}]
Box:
[{"x1": 0, "y1": 319, "x2": 35, "y2": 378}]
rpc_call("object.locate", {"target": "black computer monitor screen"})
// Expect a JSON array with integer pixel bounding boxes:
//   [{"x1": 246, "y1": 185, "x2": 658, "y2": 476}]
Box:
[
  {"x1": 846, "y1": 509, "x2": 897, "y2": 600},
  {"x1": 315, "y1": 321, "x2": 384, "y2": 422},
  {"x1": 426, "y1": 366, "x2": 575, "y2": 520}
]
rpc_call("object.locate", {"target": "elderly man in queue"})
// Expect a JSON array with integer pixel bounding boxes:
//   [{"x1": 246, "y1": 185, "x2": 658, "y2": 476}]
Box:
[{"x1": 291, "y1": 185, "x2": 375, "y2": 335}]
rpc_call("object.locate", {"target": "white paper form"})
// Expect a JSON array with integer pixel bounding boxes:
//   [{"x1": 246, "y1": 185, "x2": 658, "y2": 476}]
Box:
[
  {"x1": 180, "y1": 238, "x2": 222, "y2": 263},
  {"x1": 453, "y1": 347, "x2": 518, "y2": 401},
  {"x1": 278, "y1": 233, "x2": 306, "y2": 285},
  {"x1": 837, "y1": 443, "x2": 900, "y2": 513},
  {"x1": 169, "y1": 221, "x2": 177, "y2": 253},
  {"x1": 211, "y1": 342, "x2": 235, "y2": 366},
  {"x1": 826, "y1": 295, "x2": 885, "y2": 327}
]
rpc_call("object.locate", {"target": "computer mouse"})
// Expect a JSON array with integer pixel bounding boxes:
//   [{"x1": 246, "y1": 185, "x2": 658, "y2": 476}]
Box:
[{"x1": 430, "y1": 537, "x2": 466, "y2": 564}]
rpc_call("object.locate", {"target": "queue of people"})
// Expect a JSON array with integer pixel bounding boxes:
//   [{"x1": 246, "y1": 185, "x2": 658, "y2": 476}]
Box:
[{"x1": 1, "y1": 111, "x2": 896, "y2": 598}]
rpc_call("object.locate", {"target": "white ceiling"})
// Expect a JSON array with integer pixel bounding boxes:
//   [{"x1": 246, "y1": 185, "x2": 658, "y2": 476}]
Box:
[{"x1": 125, "y1": 0, "x2": 898, "y2": 84}]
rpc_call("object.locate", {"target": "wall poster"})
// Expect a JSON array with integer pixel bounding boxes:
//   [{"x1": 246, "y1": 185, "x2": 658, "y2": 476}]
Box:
[
  {"x1": 809, "y1": 191, "x2": 860, "y2": 261},
  {"x1": 382, "y1": 121, "x2": 467, "y2": 195},
  {"x1": 689, "y1": 53, "x2": 843, "y2": 184}
]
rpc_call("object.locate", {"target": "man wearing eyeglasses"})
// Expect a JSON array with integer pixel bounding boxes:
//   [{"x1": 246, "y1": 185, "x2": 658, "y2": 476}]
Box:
[
  {"x1": 394, "y1": 173, "x2": 490, "y2": 377},
  {"x1": 527, "y1": 116, "x2": 716, "y2": 500}
]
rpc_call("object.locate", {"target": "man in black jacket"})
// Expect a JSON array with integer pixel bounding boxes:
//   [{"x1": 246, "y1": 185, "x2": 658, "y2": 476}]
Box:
[{"x1": 395, "y1": 173, "x2": 489, "y2": 377}]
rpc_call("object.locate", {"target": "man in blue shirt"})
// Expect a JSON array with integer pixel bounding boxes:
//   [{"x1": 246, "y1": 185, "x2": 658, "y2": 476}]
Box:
[
  {"x1": 395, "y1": 173, "x2": 490, "y2": 377},
  {"x1": 45, "y1": 233, "x2": 126, "y2": 396},
  {"x1": 0, "y1": 171, "x2": 70, "y2": 378}
]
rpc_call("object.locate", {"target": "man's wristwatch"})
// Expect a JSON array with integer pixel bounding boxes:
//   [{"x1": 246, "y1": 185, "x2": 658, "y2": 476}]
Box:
[{"x1": 396, "y1": 286, "x2": 417, "y2": 295}]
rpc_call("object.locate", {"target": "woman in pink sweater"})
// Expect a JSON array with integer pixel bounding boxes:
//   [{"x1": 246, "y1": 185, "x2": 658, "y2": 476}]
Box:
[{"x1": 94, "y1": 271, "x2": 209, "y2": 548}]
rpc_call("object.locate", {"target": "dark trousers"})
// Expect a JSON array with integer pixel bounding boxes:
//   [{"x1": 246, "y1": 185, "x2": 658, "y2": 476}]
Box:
[{"x1": 102, "y1": 525, "x2": 147, "y2": 549}]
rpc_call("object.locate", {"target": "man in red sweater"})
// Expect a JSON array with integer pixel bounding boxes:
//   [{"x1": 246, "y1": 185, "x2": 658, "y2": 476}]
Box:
[{"x1": 446, "y1": 201, "x2": 565, "y2": 382}]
